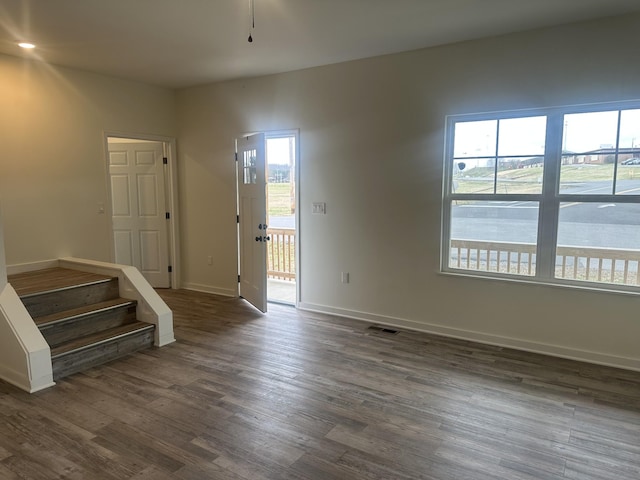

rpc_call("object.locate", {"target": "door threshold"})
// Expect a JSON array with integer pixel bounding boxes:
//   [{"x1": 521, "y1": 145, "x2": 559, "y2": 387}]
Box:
[{"x1": 267, "y1": 299, "x2": 295, "y2": 307}]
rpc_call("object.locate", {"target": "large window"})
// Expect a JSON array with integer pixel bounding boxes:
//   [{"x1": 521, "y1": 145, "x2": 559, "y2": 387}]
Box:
[{"x1": 442, "y1": 102, "x2": 640, "y2": 290}]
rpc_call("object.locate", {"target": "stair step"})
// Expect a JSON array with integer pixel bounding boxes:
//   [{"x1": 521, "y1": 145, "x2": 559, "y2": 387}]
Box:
[
  {"x1": 51, "y1": 321, "x2": 155, "y2": 380},
  {"x1": 36, "y1": 298, "x2": 138, "y2": 348},
  {"x1": 9, "y1": 267, "x2": 114, "y2": 297},
  {"x1": 51, "y1": 321, "x2": 154, "y2": 358},
  {"x1": 34, "y1": 298, "x2": 136, "y2": 327},
  {"x1": 20, "y1": 277, "x2": 120, "y2": 318}
]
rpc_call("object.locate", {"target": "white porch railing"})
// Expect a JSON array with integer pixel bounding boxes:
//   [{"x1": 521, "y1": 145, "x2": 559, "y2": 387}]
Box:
[
  {"x1": 267, "y1": 228, "x2": 296, "y2": 281},
  {"x1": 450, "y1": 239, "x2": 537, "y2": 275},
  {"x1": 555, "y1": 245, "x2": 640, "y2": 285},
  {"x1": 449, "y1": 239, "x2": 640, "y2": 286}
]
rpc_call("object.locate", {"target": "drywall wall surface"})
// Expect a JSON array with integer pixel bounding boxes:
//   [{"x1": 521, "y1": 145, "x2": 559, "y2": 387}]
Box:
[
  {"x1": 177, "y1": 14, "x2": 640, "y2": 365},
  {"x1": 0, "y1": 54, "x2": 177, "y2": 266},
  {"x1": 0, "y1": 203, "x2": 6, "y2": 290}
]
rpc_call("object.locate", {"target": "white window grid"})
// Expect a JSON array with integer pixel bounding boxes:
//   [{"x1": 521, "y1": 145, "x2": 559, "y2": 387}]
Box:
[{"x1": 441, "y1": 101, "x2": 640, "y2": 291}]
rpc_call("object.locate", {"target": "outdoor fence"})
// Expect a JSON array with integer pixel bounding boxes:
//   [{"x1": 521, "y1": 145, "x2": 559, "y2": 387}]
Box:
[
  {"x1": 267, "y1": 227, "x2": 296, "y2": 281},
  {"x1": 450, "y1": 239, "x2": 537, "y2": 275},
  {"x1": 449, "y1": 239, "x2": 640, "y2": 286},
  {"x1": 265, "y1": 232, "x2": 640, "y2": 286}
]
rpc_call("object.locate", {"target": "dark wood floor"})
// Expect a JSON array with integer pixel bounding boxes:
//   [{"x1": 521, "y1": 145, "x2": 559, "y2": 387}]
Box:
[
  {"x1": 9, "y1": 268, "x2": 113, "y2": 297},
  {"x1": 1, "y1": 288, "x2": 640, "y2": 479}
]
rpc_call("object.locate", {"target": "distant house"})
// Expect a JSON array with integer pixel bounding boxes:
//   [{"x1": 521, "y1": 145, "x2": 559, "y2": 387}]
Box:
[{"x1": 561, "y1": 147, "x2": 640, "y2": 165}]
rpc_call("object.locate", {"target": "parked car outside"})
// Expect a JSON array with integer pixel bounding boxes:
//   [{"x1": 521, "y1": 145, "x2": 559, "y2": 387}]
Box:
[{"x1": 621, "y1": 157, "x2": 640, "y2": 165}]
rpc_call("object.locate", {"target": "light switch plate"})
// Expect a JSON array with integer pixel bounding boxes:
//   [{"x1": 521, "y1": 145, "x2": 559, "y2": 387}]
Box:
[{"x1": 312, "y1": 202, "x2": 326, "y2": 214}]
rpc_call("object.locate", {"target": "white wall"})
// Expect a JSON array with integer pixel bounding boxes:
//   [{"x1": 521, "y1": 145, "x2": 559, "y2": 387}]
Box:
[
  {"x1": 0, "y1": 203, "x2": 6, "y2": 290},
  {"x1": 0, "y1": 54, "x2": 177, "y2": 267},
  {"x1": 177, "y1": 14, "x2": 640, "y2": 368}
]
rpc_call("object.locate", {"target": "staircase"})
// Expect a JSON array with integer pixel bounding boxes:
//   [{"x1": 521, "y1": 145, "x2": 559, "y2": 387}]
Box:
[{"x1": 8, "y1": 267, "x2": 155, "y2": 380}]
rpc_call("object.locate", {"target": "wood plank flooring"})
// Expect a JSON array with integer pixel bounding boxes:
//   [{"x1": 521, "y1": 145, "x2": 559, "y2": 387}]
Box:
[
  {"x1": 2, "y1": 288, "x2": 640, "y2": 479},
  {"x1": 9, "y1": 268, "x2": 113, "y2": 297}
]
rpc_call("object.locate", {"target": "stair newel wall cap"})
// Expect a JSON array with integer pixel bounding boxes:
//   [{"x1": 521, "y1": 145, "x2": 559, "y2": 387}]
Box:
[{"x1": 0, "y1": 202, "x2": 7, "y2": 290}]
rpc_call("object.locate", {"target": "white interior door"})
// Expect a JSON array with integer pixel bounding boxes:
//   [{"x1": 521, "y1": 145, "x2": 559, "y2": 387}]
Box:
[
  {"x1": 108, "y1": 141, "x2": 170, "y2": 288},
  {"x1": 237, "y1": 134, "x2": 267, "y2": 312}
]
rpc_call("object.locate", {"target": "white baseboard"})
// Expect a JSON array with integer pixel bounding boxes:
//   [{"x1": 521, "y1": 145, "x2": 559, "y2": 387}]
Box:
[
  {"x1": 0, "y1": 365, "x2": 53, "y2": 393},
  {"x1": 7, "y1": 259, "x2": 59, "y2": 276},
  {"x1": 297, "y1": 302, "x2": 640, "y2": 372},
  {"x1": 9, "y1": 261, "x2": 637, "y2": 372},
  {"x1": 182, "y1": 283, "x2": 237, "y2": 298},
  {"x1": 0, "y1": 364, "x2": 31, "y2": 392}
]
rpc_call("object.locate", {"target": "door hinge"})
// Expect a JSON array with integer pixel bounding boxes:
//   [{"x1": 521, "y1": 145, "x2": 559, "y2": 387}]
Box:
[
  {"x1": 163, "y1": 157, "x2": 168, "y2": 165},
  {"x1": 238, "y1": 274, "x2": 241, "y2": 282},
  {"x1": 168, "y1": 266, "x2": 173, "y2": 273},
  {"x1": 166, "y1": 212, "x2": 170, "y2": 219},
  {"x1": 237, "y1": 215, "x2": 240, "y2": 223},
  {"x1": 235, "y1": 152, "x2": 238, "y2": 161}
]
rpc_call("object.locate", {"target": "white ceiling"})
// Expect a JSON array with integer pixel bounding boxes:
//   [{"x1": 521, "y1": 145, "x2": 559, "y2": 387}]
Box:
[{"x1": 1, "y1": 0, "x2": 639, "y2": 89}]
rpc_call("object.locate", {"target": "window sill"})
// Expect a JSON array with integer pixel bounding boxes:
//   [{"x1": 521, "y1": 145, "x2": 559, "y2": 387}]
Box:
[{"x1": 438, "y1": 269, "x2": 640, "y2": 297}]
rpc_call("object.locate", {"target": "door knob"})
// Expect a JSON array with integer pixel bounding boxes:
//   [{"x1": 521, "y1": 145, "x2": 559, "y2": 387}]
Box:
[{"x1": 255, "y1": 236, "x2": 261, "y2": 242}]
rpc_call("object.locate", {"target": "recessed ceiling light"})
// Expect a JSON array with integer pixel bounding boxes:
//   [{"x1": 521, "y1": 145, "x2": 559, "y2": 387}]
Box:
[{"x1": 18, "y1": 42, "x2": 36, "y2": 49}]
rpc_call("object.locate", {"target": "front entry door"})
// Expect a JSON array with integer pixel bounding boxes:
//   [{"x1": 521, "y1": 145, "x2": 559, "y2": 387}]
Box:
[
  {"x1": 108, "y1": 141, "x2": 170, "y2": 288},
  {"x1": 237, "y1": 134, "x2": 267, "y2": 312}
]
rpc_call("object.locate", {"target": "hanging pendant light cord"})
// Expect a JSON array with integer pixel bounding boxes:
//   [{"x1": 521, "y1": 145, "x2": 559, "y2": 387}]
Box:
[{"x1": 248, "y1": 0, "x2": 255, "y2": 43}]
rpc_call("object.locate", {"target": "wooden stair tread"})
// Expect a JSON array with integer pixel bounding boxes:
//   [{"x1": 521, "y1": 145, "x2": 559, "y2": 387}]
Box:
[
  {"x1": 50, "y1": 321, "x2": 154, "y2": 359},
  {"x1": 34, "y1": 298, "x2": 136, "y2": 328},
  {"x1": 9, "y1": 267, "x2": 114, "y2": 298}
]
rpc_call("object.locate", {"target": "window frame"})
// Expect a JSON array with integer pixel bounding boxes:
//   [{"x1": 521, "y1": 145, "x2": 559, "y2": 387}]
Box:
[{"x1": 441, "y1": 101, "x2": 640, "y2": 292}]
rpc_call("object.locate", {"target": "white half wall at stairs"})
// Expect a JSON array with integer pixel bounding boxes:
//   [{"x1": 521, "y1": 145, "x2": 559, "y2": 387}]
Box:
[{"x1": 0, "y1": 284, "x2": 55, "y2": 392}]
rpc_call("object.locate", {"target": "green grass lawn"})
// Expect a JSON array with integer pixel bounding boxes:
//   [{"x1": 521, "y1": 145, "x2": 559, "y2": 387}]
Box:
[
  {"x1": 267, "y1": 182, "x2": 294, "y2": 217},
  {"x1": 453, "y1": 164, "x2": 640, "y2": 194}
]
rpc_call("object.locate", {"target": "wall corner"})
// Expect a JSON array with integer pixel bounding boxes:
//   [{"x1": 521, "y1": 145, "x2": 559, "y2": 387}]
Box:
[{"x1": 0, "y1": 202, "x2": 7, "y2": 290}]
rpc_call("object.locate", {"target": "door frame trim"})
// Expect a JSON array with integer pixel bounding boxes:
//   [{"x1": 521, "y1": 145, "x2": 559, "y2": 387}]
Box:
[
  {"x1": 103, "y1": 131, "x2": 181, "y2": 289},
  {"x1": 235, "y1": 129, "x2": 300, "y2": 306},
  {"x1": 265, "y1": 129, "x2": 300, "y2": 307}
]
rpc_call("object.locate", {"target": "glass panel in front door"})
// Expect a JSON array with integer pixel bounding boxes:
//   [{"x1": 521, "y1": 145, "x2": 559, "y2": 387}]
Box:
[{"x1": 243, "y1": 149, "x2": 257, "y2": 184}]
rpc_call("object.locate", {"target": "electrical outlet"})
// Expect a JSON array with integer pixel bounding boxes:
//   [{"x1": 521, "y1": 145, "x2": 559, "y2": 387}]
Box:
[
  {"x1": 341, "y1": 272, "x2": 349, "y2": 284},
  {"x1": 207, "y1": 256, "x2": 213, "y2": 265}
]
